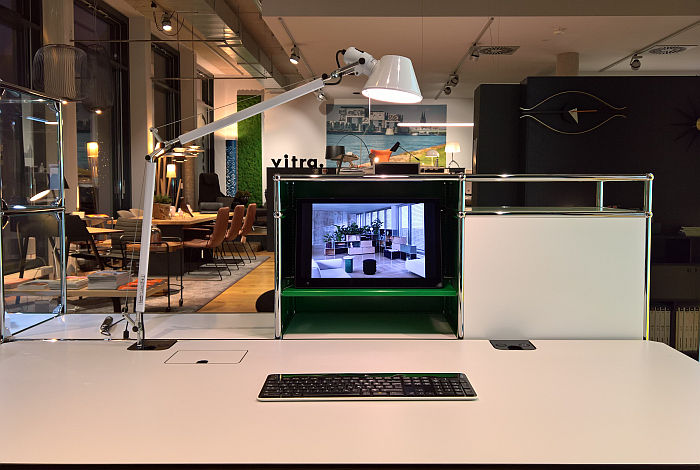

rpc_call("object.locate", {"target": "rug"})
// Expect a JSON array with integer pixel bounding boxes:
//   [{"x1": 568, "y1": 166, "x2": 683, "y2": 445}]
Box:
[{"x1": 66, "y1": 256, "x2": 269, "y2": 314}]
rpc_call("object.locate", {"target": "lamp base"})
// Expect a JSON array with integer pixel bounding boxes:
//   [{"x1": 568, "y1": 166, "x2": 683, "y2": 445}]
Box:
[{"x1": 127, "y1": 339, "x2": 177, "y2": 351}]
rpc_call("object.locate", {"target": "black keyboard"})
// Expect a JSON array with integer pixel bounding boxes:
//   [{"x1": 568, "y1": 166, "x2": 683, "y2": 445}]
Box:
[{"x1": 258, "y1": 373, "x2": 477, "y2": 401}]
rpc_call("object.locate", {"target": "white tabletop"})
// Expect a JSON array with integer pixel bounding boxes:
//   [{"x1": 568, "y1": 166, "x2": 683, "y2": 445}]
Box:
[{"x1": 0, "y1": 339, "x2": 698, "y2": 465}]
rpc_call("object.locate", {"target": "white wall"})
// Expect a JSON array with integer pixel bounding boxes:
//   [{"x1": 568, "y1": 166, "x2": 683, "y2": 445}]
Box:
[{"x1": 261, "y1": 91, "x2": 326, "y2": 201}]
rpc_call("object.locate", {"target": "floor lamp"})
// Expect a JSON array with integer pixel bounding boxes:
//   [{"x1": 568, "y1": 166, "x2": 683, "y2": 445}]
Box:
[{"x1": 126, "y1": 46, "x2": 423, "y2": 350}]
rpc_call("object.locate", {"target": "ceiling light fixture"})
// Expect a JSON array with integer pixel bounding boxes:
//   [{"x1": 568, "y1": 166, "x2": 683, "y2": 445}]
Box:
[
  {"x1": 469, "y1": 49, "x2": 480, "y2": 62},
  {"x1": 629, "y1": 54, "x2": 642, "y2": 70},
  {"x1": 161, "y1": 13, "x2": 172, "y2": 31},
  {"x1": 289, "y1": 45, "x2": 300, "y2": 65}
]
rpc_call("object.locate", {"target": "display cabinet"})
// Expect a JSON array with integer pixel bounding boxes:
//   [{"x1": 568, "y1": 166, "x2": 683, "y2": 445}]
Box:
[{"x1": 0, "y1": 83, "x2": 66, "y2": 339}]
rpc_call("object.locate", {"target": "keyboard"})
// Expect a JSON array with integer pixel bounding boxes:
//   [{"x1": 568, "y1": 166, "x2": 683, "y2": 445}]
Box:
[{"x1": 258, "y1": 373, "x2": 477, "y2": 401}]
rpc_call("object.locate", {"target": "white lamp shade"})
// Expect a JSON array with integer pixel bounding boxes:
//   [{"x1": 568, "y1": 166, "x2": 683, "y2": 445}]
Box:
[
  {"x1": 362, "y1": 55, "x2": 422, "y2": 104},
  {"x1": 445, "y1": 142, "x2": 461, "y2": 153},
  {"x1": 426, "y1": 149, "x2": 439, "y2": 157},
  {"x1": 166, "y1": 163, "x2": 177, "y2": 178}
]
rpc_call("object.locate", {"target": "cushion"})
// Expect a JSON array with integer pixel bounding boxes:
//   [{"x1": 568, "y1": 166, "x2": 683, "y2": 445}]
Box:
[{"x1": 370, "y1": 149, "x2": 392, "y2": 163}]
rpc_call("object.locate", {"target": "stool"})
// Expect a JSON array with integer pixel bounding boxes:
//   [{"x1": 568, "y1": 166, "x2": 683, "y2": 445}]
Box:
[
  {"x1": 363, "y1": 258, "x2": 377, "y2": 275},
  {"x1": 343, "y1": 256, "x2": 353, "y2": 273}
]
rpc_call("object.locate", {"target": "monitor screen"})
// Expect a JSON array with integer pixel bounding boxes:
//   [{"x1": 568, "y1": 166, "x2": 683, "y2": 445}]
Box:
[{"x1": 295, "y1": 199, "x2": 441, "y2": 288}]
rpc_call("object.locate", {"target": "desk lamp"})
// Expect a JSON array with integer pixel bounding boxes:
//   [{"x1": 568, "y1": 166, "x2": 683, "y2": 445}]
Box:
[{"x1": 125, "y1": 46, "x2": 422, "y2": 350}]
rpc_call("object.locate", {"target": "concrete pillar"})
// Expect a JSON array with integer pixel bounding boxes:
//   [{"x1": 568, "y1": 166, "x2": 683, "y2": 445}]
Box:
[
  {"x1": 179, "y1": 47, "x2": 197, "y2": 207},
  {"x1": 128, "y1": 16, "x2": 154, "y2": 208},
  {"x1": 42, "y1": 0, "x2": 77, "y2": 212},
  {"x1": 556, "y1": 52, "x2": 579, "y2": 76}
]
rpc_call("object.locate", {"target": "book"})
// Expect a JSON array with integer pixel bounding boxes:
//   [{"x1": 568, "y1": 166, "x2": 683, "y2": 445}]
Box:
[
  {"x1": 87, "y1": 270, "x2": 130, "y2": 290},
  {"x1": 117, "y1": 279, "x2": 164, "y2": 290}
]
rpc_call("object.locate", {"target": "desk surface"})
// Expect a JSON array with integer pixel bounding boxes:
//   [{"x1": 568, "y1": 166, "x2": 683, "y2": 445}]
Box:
[{"x1": 0, "y1": 339, "x2": 698, "y2": 466}]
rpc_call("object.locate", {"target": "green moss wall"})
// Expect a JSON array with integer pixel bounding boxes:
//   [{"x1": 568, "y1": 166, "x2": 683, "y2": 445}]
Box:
[{"x1": 237, "y1": 95, "x2": 262, "y2": 205}]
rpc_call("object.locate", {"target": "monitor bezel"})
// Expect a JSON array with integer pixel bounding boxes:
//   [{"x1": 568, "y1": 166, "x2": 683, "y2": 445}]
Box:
[{"x1": 295, "y1": 198, "x2": 442, "y2": 288}]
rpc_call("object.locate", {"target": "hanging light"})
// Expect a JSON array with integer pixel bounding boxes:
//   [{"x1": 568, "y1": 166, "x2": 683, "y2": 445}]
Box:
[
  {"x1": 166, "y1": 163, "x2": 177, "y2": 179},
  {"x1": 86, "y1": 142, "x2": 99, "y2": 158}
]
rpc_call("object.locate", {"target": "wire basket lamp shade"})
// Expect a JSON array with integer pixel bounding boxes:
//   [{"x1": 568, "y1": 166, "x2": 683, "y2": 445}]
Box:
[{"x1": 32, "y1": 44, "x2": 88, "y2": 101}]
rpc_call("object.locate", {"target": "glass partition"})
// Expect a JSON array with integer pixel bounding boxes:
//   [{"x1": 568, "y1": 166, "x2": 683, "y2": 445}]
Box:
[{"x1": 0, "y1": 83, "x2": 65, "y2": 338}]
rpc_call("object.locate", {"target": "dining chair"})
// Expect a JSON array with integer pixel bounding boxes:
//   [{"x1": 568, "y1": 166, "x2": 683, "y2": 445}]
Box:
[
  {"x1": 237, "y1": 203, "x2": 257, "y2": 262},
  {"x1": 182, "y1": 207, "x2": 231, "y2": 280},
  {"x1": 64, "y1": 214, "x2": 108, "y2": 270},
  {"x1": 222, "y1": 205, "x2": 246, "y2": 268}
]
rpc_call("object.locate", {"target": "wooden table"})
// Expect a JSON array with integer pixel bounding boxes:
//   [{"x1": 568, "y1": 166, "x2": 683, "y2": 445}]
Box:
[
  {"x1": 87, "y1": 227, "x2": 124, "y2": 235},
  {"x1": 5, "y1": 279, "x2": 167, "y2": 313}
]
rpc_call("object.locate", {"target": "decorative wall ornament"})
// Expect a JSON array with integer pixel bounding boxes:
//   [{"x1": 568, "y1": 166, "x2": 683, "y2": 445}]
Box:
[
  {"x1": 671, "y1": 101, "x2": 700, "y2": 151},
  {"x1": 226, "y1": 139, "x2": 237, "y2": 196},
  {"x1": 520, "y1": 90, "x2": 627, "y2": 135}
]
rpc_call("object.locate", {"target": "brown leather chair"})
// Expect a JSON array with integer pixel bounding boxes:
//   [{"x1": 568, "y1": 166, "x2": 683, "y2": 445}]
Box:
[
  {"x1": 183, "y1": 207, "x2": 230, "y2": 280},
  {"x1": 222, "y1": 205, "x2": 246, "y2": 268},
  {"x1": 237, "y1": 203, "x2": 257, "y2": 262}
]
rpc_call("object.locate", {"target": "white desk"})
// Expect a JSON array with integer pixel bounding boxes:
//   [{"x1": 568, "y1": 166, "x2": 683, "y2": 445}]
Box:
[{"x1": 0, "y1": 339, "x2": 698, "y2": 466}]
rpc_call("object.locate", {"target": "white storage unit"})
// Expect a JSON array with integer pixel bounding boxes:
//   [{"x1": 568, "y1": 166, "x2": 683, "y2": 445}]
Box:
[{"x1": 464, "y1": 209, "x2": 648, "y2": 340}]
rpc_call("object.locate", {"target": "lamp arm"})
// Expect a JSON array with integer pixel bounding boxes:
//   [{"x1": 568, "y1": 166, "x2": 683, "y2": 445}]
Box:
[{"x1": 178, "y1": 78, "x2": 325, "y2": 145}]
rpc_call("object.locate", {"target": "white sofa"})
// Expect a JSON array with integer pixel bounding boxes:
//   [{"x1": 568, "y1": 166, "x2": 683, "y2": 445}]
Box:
[
  {"x1": 404, "y1": 258, "x2": 425, "y2": 277},
  {"x1": 311, "y1": 259, "x2": 351, "y2": 278}
]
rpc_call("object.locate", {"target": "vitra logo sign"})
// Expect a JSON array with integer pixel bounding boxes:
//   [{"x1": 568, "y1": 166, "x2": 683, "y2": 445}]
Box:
[{"x1": 270, "y1": 154, "x2": 324, "y2": 169}]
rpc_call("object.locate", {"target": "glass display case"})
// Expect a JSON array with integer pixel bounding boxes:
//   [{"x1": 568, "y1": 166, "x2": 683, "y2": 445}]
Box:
[{"x1": 0, "y1": 83, "x2": 66, "y2": 338}]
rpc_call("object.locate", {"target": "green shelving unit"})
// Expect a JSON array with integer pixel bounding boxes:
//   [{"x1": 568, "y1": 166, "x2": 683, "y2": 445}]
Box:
[{"x1": 273, "y1": 175, "x2": 466, "y2": 339}]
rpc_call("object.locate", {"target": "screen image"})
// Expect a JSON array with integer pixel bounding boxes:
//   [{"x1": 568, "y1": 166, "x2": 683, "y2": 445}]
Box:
[{"x1": 310, "y1": 202, "x2": 427, "y2": 280}]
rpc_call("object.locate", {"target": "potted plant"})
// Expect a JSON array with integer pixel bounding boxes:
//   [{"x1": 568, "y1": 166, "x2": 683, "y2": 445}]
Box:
[
  {"x1": 153, "y1": 194, "x2": 172, "y2": 219},
  {"x1": 234, "y1": 190, "x2": 251, "y2": 206}
]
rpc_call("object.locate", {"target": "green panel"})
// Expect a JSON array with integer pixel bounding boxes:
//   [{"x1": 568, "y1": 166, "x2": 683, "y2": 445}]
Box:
[
  {"x1": 237, "y1": 95, "x2": 262, "y2": 205},
  {"x1": 276, "y1": 177, "x2": 463, "y2": 338},
  {"x1": 284, "y1": 311, "x2": 455, "y2": 336}
]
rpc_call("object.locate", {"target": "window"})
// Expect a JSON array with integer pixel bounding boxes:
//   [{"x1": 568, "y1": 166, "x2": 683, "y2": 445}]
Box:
[
  {"x1": 198, "y1": 69, "x2": 214, "y2": 172},
  {"x1": 0, "y1": 0, "x2": 41, "y2": 88},
  {"x1": 410, "y1": 203, "x2": 425, "y2": 253},
  {"x1": 74, "y1": 0, "x2": 130, "y2": 215},
  {"x1": 399, "y1": 205, "x2": 409, "y2": 239},
  {"x1": 152, "y1": 41, "x2": 180, "y2": 141}
]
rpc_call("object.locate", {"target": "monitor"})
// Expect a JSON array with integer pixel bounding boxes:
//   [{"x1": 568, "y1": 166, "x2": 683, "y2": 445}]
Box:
[{"x1": 295, "y1": 199, "x2": 442, "y2": 288}]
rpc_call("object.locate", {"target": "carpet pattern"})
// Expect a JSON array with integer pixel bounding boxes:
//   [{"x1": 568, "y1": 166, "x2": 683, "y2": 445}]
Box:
[{"x1": 65, "y1": 256, "x2": 269, "y2": 314}]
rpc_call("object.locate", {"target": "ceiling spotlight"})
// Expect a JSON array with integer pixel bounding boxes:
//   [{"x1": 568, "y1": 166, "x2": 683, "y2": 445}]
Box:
[
  {"x1": 161, "y1": 12, "x2": 173, "y2": 31},
  {"x1": 629, "y1": 54, "x2": 642, "y2": 70},
  {"x1": 449, "y1": 74, "x2": 459, "y2": 86},
  {"x1": 316, "y1": 90, "x2": 326, "y2": 101},
  {"x1": 289, "y1": 45, "x2": 300, "y2": 65},
  {"x1": 469, "y1": 48, "x2": 480, "y2": 62},
  {"x1": 94, "y1": 109, "x2": 103, "y2": 115},
  {"x1": 443, "y1": 86, "x2": 452, "y2": 96}
]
